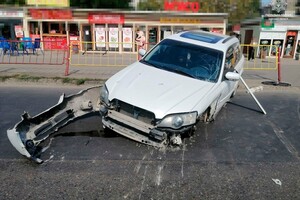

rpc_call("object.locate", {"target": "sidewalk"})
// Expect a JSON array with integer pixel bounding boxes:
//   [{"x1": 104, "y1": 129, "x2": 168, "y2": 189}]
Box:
[{"x1": 0, "y1": 57, "x2": 299, "y2": 87}]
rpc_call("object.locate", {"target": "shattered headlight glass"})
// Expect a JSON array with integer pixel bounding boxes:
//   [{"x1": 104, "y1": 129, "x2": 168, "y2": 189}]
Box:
[
  {"x1": 157, "y1": 111, "x2": 197, "y2": 129},
  {"x1": 100, "y1": 85, "x2": 110, "y2": 106}
]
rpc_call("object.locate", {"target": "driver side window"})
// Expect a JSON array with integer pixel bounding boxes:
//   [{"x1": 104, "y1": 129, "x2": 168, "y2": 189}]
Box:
[{"x1": 225, "y1": 43, "x2": 241, "y2": 71}]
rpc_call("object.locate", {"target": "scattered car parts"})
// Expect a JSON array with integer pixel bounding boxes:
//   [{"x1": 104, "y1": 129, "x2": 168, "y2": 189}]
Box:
[{"x1": 7, "y1": 86, "x2": 101, "y2": 163}]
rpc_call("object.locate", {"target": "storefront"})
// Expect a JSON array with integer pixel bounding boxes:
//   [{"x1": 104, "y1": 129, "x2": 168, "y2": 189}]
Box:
[
  {"x1": 240, "y1": 15, "x2": 300, "y2": 59},
  {"x1": 23, "y1": 8, "x2": 227, "y2": 52},
  {"x1": 0, "y1": 8, "x2": 24, "y2": 40}
]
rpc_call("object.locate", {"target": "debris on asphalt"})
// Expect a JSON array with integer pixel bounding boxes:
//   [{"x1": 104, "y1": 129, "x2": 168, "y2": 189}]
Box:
[{"x1": 272, "y1": 178, "x2": 282, "y2": 186}]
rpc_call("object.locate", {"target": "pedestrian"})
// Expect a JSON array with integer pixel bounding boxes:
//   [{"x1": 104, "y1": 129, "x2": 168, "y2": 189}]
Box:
[{"x1": 248, "y1": 38, "x2": 255, "y2": 61}]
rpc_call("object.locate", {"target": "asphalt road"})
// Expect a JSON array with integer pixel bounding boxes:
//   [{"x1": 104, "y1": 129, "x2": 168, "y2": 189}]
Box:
[{"x1": 0, "y1": 84, "x2": 299, "y2": 200}]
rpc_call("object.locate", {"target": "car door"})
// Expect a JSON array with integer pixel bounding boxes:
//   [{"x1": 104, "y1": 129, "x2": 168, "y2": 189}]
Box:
[{"x1": 216, "y1": 43, "x2": 242, "y2": 110}]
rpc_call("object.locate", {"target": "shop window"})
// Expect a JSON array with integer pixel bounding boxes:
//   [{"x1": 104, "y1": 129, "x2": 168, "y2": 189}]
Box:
[
  {"x1": 69, "y1": 24, "x2": 79, "y2": 36},
  {"x1": 42, "y1": 22, "x2": 65, "y2": 34},
  {"x1": 29, "y1": 22, "x2": 39, "y2": 35},
  {"x1": 284, "y1": 36, "x2": 295, "y2": 56},
  {"x1": 2, "y1": 25, "x2": 11, "y2": 39},
  {"x1": 161, "y1": 26, "x2": 171, "y2": 40},
  {"x1": 148, "y1": 27, "x2": 157, "y2": 49},
  {"x1": 174, "y1": 26, "x2": 184, "y2": 33},
  {"x1": 122, "y1": 26, "x2": 133, "y2": 52},
  {"x1": 95, "y1": 25, "x2": 106, "y2": 51},
  {"x1": 50, "y1": 23, "x2": 59, "y2": 33},
  {"x1": 271, "y1": 39, "x2": 283, "y2": 56},
  {"x1": 108, "y1": 26, "x2": 119, "y2": 51},
  {"x1": 259, "y1": 39, "x2": 271, "y2": 58}
]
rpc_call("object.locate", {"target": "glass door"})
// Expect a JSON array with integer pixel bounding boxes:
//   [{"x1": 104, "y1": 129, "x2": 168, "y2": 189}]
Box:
[
  {"x1": 283, "y1": 30, "x2": 297, "y2": 58},
  {"x1": 148, "y1": 26, "x2": 158, "y2": 50},
  {"x1": 82, "y1": 24, "x2": 92, "y2": 51}
]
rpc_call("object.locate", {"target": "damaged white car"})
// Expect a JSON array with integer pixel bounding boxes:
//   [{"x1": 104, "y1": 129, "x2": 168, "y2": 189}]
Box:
[
  {"x1": 7, "y1": 30, "x2": 244, "y2": 163},
  {"x1": 100, "y1": 30, "x2": 244, "y2": 147}
]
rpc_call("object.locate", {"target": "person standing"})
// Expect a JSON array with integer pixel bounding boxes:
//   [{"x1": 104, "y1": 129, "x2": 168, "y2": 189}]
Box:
[{"x1": 248, "y1": 38, "x2": 255, "y2": 61}]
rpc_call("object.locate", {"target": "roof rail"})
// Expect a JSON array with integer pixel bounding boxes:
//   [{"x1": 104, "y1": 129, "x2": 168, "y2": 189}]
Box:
[{"x1": 222, "y1": 36, "x2": 236, "y2": 44}]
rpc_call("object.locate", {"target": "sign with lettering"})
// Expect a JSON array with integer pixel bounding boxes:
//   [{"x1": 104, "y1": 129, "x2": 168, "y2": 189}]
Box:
[
  {"x1": 109, "y1": 27, "x2": 119, "y2": 48},
  {"x1": 0, "y1": 10, "x2": 23, "y2": 18},
  {"x1": 29, "y1": 9, "x2": 72, "y2": 19},
  {"x1": 95, "y1": 26, "x2": 106, "y2": 48},
  {"x1": 164, "y1": 1, "x2": 200, "y2": 12},
  {"x1": 26, "y1": 0, "x2": 69, "y2": 7},
  {"x1": 14, "y1": 25, "x2": 23, "y2": 38},
  {"x1": 89, "y1": 14, "x2": 124, "y2": 24},
  {"x1": 122, "y1": 27, "x2": 132, "y2": 48},
  {"x1": 160, "y1": 17, "x2": 200, "y2": 23}
]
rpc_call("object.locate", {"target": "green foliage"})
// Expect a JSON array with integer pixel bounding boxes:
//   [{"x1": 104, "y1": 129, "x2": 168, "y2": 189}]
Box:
[
  {"x1": 0, "y1": 0, "x2": 25, "y2": 5},
  {"x1": 70, "y1": 0, "x2": 131, "y2": 9},
  {"x1": 0, "y1": 0, "x2": 131, "y2": 8},
  {"x1": 138, "y1": 0, "x2": 163, "y2": 10}
]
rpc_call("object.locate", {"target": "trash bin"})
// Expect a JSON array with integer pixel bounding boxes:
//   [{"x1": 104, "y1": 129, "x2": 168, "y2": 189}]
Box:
[{"x1": 295, "y1": 53, "x2": 300, "y2": 60}]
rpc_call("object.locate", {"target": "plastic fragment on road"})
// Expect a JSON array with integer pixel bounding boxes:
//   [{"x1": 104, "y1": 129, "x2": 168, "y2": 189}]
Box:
[{"x1": 272, "y1": 178, "x2": 282, "y2": 186}]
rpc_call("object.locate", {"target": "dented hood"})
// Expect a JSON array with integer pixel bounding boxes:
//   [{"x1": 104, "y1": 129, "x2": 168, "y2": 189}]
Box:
[{"x1": 106, "y1": 62, "x2": 215, "y2": 119}]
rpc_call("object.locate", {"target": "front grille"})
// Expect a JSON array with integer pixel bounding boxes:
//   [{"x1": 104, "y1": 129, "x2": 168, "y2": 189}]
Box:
[{"x1": 111, "y1": 99, "x2": 156, "y2": 125}]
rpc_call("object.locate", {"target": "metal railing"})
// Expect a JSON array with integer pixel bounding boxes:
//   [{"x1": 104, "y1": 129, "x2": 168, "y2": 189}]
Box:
[
  {"x1": 69, "y1": 41, "x2": 138, "y2": 67},
  {"x1": 0, "y1": 39, "x2": 67, "y2": 65},
  {"x1": 241, "y1": 44, "x2": 279, "y2": 70}
]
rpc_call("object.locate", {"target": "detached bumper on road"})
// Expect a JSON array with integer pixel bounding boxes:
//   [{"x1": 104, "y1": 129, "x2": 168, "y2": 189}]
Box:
[{"x1": 7, "y1": 86, "x2": 101, "y2": 163}]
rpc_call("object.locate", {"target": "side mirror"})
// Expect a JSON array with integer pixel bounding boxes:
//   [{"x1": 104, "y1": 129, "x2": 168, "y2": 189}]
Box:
[
  {"x1": 138, "y1": 49, "x2": 146, "y2": 56},
  {"x1": 225, "y1": 71, "x2": 240, "y2": 81}
]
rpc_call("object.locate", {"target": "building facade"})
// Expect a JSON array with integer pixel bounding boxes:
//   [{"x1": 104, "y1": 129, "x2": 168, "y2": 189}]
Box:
[
  {"x1": 0, "y1": 8, "x2": 24, "y2": 40},
  {"x1": 22, "y1": 8, "x2": 228, "y2": 52},
  {"x1": 240, "y1": 0, "x2": 300, "y2": 59}
]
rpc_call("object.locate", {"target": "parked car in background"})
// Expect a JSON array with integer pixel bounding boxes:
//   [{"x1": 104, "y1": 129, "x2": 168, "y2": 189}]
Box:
[{"x1": 100, "y1": 30, "x2": 244, "y2": 147}]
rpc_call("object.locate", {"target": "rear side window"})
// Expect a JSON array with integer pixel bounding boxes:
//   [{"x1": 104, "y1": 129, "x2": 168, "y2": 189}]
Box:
[{"x1": 225, "y1": 42, "x2": 242, "y2": 70}]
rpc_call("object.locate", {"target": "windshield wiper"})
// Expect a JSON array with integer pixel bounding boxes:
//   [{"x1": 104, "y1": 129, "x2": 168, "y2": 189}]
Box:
[
  {"x1": 169, "y1": 68, "x2": 197, "y2": 79},
  {"x1": 140, "y1": 60, "x2": 162, "y2": 69}
]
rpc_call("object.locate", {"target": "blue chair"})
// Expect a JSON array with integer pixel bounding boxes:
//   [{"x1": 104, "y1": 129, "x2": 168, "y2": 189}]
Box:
[
  {"x1": 0, "y1": 38, "x2": 19, "y2": 56},
  {"x1": 33, "y1": 38, "x2": 44, "y2": 55},
  {"x1": 22, "y1": 37, "x2": 35, "y2": 55},
  {"x1": 0, "y1": 37, "x2": 4, "y2": 55}
]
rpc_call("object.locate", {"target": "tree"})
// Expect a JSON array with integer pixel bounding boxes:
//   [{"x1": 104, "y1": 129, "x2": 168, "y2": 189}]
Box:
[
  {"x1": 0, "y1": 0, "x2": 131, "y2": 8},
  {"x1": 0, "y1": 0, "x2": 25, "y2": 5},
  {"x1": 70, "y1": 0, "x2": 131, "y2": 9},
  {"x1": 138, "y1": 0, "x2": 163, "y2": 10}
]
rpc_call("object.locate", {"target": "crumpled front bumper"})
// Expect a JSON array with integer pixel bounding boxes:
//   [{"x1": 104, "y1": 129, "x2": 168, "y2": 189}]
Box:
[
  {"x1": 7, "y1": 86, "x2": 101, "y2": 163},
  {"x1": 102, "y1": 109, "x2": 168, "y2": 148}
]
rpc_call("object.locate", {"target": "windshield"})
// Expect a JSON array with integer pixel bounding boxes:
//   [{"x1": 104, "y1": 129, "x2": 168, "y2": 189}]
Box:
[{"x1": 141, "y1": 39, "x2": 223, "y2": 82}]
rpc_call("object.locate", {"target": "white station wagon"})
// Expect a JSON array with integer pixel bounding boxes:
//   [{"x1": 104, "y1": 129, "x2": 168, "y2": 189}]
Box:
[{"x1": 100, "y1": 30, "x2": 244, "y2": 147}]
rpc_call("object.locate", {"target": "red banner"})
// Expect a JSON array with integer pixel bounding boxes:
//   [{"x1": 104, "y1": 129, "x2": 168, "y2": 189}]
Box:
[
  {"x1": 29, "y1": 9, "x2": 72, "y2": 19},
  {"x1": 164, "y1": 1, "x2": 200, "y2": 12},
  {"x1": 88, "y1": 14, "x2": 124, "y2": 24},
  {"x1": 43, "y1": 36, "x2": 67, "y2": 50}
]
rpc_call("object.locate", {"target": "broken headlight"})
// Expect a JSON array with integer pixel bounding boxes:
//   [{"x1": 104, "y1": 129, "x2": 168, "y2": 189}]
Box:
[
  {"x1": 100, "y1": 85, "x2": 110, "y2": 106},
  {"x1": 157, "y1": 111, "x2": 197, "y2": 129}
]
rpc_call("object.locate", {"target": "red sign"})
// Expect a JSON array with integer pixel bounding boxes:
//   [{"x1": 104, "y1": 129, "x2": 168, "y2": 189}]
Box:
[
  {"x1": 14, "y1": 25, "x2": 23, "y2": 38},
  {"x1": 164, "y1": 1, "x2": 200, "y2": 12},
  {"x1": 29, "y1": 9, "x2": 72, "y2": 19},
  {"x1": 43, "y1": 36, "x2": 67, "y2": 50},
  {"x1": 88, "y1": 14, "x2": 124, "y2": 24}
]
